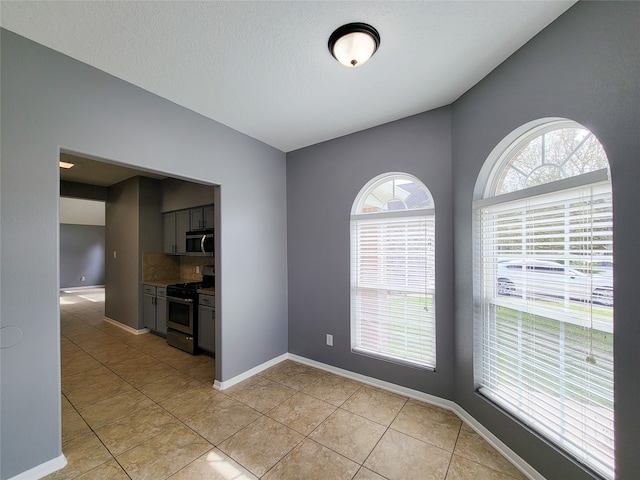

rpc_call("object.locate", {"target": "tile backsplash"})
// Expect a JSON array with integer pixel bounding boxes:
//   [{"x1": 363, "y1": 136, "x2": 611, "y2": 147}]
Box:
[
  {"x1": 179, "y1": 255, "x2": 215, "y2": 281},
  {"x1": 143, "y1": 252, "x2": 214, "y2": 282},
  {"x1": 143, "y1": 252, "x2": 179, "y2": 281}
]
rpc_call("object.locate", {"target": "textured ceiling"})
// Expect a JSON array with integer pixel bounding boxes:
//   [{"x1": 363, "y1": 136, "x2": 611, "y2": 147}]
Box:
[{"x1": 1, "y1": 1, "x2": 575, "y2": 152}]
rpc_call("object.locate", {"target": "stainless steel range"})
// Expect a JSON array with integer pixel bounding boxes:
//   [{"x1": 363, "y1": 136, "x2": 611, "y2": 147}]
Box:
[{"x1": 166, "y1": 267, "x2": 214, "y2": 354}]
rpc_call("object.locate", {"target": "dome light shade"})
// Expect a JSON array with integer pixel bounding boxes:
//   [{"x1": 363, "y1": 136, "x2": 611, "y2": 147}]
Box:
[{"x1": 328, "y1": 23, "x2": 380, "y2": 67}]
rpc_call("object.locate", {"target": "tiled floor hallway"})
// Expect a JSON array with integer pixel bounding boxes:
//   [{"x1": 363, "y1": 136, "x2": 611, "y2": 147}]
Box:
[{"x1": 49, "y1": 288, "x2": 527, "y2": 479}]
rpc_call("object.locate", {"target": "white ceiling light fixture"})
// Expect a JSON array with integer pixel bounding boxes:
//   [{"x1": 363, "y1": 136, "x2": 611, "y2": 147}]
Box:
[
  {"x1": 59, "y1": 161, "x2": 75, "y2": 169},
  {"x1": 328, "y1": 23, "x2": 380, "y2": 68}
]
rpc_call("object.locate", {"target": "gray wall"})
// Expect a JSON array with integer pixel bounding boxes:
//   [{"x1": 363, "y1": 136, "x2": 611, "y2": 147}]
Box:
[
  {"x1": 287, "y1": 2, "x2": 640, "y2": 479},
  {"x1": 138, "y1": 177, "x2": 164, "y2": 325},
  {"x1": 59, "y1": 224, "x2": 106, "y2": 288},
  {"x1": 287, "y1": 107, "x2": 454, "y2": 399},
  {"x1": 105, "y1": 177, "x2": 141, "y2": 329},
  {"x1": 0, "y1": 29, "x2": 287, "y2": 479},
  {"x1": 104, "y1": 176, "x2": 163, "y2": 330},
  {"x1": 60, "y1": 180, "x2": 108, "y2": 201},
  {"x1": 451, "y1": 3, "x2": 640, "y2": 479},
  {"x1": 3, "y1": 2, "x2": 638, "y2": 479},
  {"x1": 161, "y1": 177, "x2": 215, "y2": 212}
]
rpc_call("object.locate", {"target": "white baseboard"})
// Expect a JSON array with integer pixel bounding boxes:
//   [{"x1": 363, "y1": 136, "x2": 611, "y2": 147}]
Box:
[
  {"x1": 258, "y1": 353, "x2": 545, "y2": 480},
  {"x1": 214, "y1": 353, "x2": 289, "y2": 390},
  {"x1": 104, "y1": 317, "x2": 149, "y2": 335},
  {"x1": 8, "y1": 453, "x2": 67, "y2": 480},
  {"x1": 59, "y1": 285, "x2": 105, "y2": 291},
  {"x1": 288, "y1": 353, "x2": 458, "y2": 411},
  {"x1": 452, "y1": 407, "x2": 545, "y2": 480}
]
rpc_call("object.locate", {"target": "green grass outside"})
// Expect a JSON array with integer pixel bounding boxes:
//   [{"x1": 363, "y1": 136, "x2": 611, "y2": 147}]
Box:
[
  {"x1": 377, "y1": 293, "x2": 434, "y2": 363},
  {"x1": 357, "y1": 291, "x2": 434, "y2": 363},
  {"x1": 494, "y1": 306, "x2": 613, "y2": 409}
]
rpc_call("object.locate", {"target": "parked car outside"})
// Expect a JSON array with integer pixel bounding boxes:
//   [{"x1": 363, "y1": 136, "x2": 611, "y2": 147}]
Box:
[{"x1": 496, "y1": 259, "x2": 613, "y2": 307}]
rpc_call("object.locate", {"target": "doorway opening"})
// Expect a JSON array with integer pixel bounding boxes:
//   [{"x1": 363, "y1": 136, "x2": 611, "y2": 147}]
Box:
[{"x1": 58, "y1": 148, "x2": 221, "y2": 378}]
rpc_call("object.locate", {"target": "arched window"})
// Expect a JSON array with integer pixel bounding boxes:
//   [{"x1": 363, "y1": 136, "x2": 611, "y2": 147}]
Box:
[
  {"x1": 351, "y1": 173, "x2": 436, "y2": 369},
  {"x1": 474, "y1": 120, "x2": 614, "y2": 479}
]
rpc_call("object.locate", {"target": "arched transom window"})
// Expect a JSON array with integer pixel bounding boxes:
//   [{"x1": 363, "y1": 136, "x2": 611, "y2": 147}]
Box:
[
  {"x1": 490, "y1": 123, "x2": 609, "y2": 195},
  {"x1": 351, "y1": 173, "x2": 436, "y2": 369},
  {"x1": 474, "y1": 120, "x2": 614, "y2": 479}
]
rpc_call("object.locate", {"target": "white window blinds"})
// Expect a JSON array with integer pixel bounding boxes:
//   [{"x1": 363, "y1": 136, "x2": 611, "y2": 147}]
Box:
[
  {"x1": 475, "y1": 179, "x2": 614, "y2": 479},
  {"x1": 351, "y1": 211, "x2": 436, "y2": 369}
]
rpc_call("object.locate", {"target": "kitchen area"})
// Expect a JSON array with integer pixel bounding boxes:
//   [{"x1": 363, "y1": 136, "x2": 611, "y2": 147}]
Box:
[
  {"x1": 142, "y1": 225, "x2": 217, "y2": 356},
  {"x1": 60, "y1": 152, "x2": 220, "y2": 360}
]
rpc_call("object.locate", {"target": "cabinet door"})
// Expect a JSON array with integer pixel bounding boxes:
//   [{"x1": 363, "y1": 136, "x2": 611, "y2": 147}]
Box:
[
  {"x1": 143, "y1": 294, "x2": 156, "y2": 330},
  {"x1": 163, "y1": 212, "x2": 176, "y2": 254},
  {"x1": 190, "y1": 208, "x2": 204, "y2": 230},
  {"x1": 175, "y1": 210, "x2": 190, "y2": 254},
  {"x1": 203, "y1": 205, "x2": 214, "y2": 229},
  {"x1": 198, "y1": 305, "x2": 215, "y2": 354},
  {"x1": 156, "y1": 295, "x2": 167, "y2": 335}
]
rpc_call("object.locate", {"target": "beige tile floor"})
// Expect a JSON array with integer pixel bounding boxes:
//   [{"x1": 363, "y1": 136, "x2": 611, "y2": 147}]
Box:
[{"x1": 49, "y1": 288, "x2": 528, "y2": 480}]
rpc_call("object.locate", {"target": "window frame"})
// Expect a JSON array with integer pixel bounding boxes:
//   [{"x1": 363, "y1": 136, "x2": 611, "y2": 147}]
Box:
[
  {"x1": 350, "y1": 173, "x2": 437, "y2": 370},
  {"x1": 473, "y1": 120, "x2": 614, "y2": 480}
]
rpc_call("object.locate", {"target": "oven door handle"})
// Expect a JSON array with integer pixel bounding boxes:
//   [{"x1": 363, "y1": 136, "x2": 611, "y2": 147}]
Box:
[
  {"x1": 201, "y1": 234, "x2": 206, "y2": 255},
  {"x1": 166, "y1": 295, "x2": 194, "y2": 304}
]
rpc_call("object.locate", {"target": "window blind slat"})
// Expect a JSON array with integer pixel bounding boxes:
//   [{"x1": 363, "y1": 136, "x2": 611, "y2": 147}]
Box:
[
  {"x1": 352, "y1": 206, "x2": 436, "y2": 369},
  {"x1": 476, "y1": 180, "x2": 614, "y2": 480}
]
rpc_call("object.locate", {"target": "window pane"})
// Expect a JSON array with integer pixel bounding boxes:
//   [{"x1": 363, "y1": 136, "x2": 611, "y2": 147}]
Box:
[
  {"x1": 494, "y1": 127, "x2": 609, "y2": 196},
  {"x1": 351, "y1": 174, "x2": 436, "y2": 369},
  {"x1": 358, "y1": 176, "x2": 434, "y2": 214},
  {"x1": 476, "y1": 123, "x2": 614, "y2": 479}
]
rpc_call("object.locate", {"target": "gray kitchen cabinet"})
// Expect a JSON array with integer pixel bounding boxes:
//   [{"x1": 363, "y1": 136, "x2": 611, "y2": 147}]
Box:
[
  {"x1": 190, "y1": 208, "x2": 204, "y2": 231},
  {"x1": 143, "y1": 284, "x2": 167, "y2": 335},
  {"x1": 190, "y1": 204, "x2": 214, "y2": 230},
  {"x1": 163, "y1": 213, "x2": 175, "y2": 254},
  {"x1": 156, "y1": 287, "x2": 167, "y2": 335},
  {"x1": 203, "y1": 205, "x2": 214, "y2": 229},
  {"x1": 198, "y1": 293, "x2": 215, "y2": 354},
  {"x1": 143, "y1": 285, "x2": 157, "y2": 330},
  {"x1": 163, "y1": 210, "x2": 190, "y2": 254},
  {"x1": 175, "y1": 210, "x2": 190, "y2": 253}
]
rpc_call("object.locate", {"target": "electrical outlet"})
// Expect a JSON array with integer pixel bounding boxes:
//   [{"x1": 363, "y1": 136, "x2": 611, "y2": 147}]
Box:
[
  {"x1": 196, "y1": 266, "x2": 200, "y2": 274},
  {"x1": 80, "y1": 275, "x2": 85, "y2": 282},
  {"x1": 326, "y1": 334, "x2": 334, "y2": 346},
  {"x1": 113, "y1": 251, "x2": 117, "y2": 259}
]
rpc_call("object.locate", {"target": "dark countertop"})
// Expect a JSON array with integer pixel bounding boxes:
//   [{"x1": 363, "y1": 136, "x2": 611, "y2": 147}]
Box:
[
  {"x1": 143, "y1": 278, "x2": 190, "y2": 288},
  {"x1": 143, "y1": 280, "x2": 215, "y2": 295}
]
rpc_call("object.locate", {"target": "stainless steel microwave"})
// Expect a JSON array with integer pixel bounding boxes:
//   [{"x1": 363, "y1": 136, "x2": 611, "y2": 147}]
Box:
[{"x1": 185, "y1": 229, "x2": 214, "y2": 255}]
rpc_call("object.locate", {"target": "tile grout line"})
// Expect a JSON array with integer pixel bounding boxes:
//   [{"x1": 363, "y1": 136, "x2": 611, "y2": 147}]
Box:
[
  {"x1": 257, "y1": 374, "x2": 356, "y2": 478},
  {"x1": 253, "y1": 375, "x2": 403, "y2": 479},
  {"x1": 60, "y1": 366, "x2": 135, "y2": 480},
  {"x1": 356, "y1": 395, "x2": 409, "y2": 477},
  {"x1": 61, "y1": 292, "x2": 518, "y2": 480},
  {"x1": 61, "y1": 301, "x2": 225, "y2": 479},
  {"x1": 441, "y1": 419, "x2": 464, "y2": 480}
]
